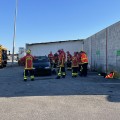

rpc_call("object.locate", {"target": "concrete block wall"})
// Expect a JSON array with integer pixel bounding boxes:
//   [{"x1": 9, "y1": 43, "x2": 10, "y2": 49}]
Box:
[
  {"x1": 107, "y1": 22, "x2": 120, "y2": 72},
  {"x1": 83, "y1": 37, "x2": 91, "y2": 68},
  {"x1": 84, "y1": 21, "x2": 120, "y2": 73}
]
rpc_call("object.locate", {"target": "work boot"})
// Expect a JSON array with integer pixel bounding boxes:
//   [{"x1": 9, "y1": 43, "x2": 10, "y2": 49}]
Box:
[
  {"x1": 62, "y1": 75, "x2": 65, "y2": 78},
  {"x1": 30, "y1": 76, "x2": 34, "y2": 81},
  {"x1": 24, "y1": 79, "x2": 27, "y2": 82},
  {"x1": 31, "y1": 78, "x2": 34, "y2": 81},
  {"x1": 56, "y1": 76, "x2": 60, "y2": 79}
]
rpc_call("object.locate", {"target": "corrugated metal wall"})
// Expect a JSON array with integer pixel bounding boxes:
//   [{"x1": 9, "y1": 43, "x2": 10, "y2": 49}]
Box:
[
  {"x1": 84, "y1": 21, "x2": 120, "y2": 73},
  {"x1": 26, "y1": 40, "x2": 83, "y2": 57}
]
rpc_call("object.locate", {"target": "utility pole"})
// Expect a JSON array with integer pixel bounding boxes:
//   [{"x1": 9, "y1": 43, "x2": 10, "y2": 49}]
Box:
[{"x1": 12, "y1": 0, "x2": 18, "y2": 66}]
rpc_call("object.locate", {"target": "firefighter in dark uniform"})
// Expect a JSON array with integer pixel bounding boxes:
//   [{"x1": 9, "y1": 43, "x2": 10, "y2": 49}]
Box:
[
  {"x1": 48, "y1": 51, "x2": 54, "y2": 68},
  {"x1": 53, "y1": 53, "x2": 59, "y2": 68},
  {"x1": 77, "y1": 52, "x2": 82, "y2": 75},
  {"x1": 80, "y1": 51, "x2": 88, "y2": 77},
  {"x1": 56, "y1": 50, "x2": 66, "y2": 79},
  {"x1": 72, "y1": 52, "x2": 79, "y2": 77},
  {"x1": 66, "y1": 51, "x2": 72, "y2": 70}
]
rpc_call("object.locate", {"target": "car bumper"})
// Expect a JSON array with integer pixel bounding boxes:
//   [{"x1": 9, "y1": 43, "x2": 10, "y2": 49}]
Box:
[{"x1": 33, "y1": 68, "x2": 52, "y2": 76}]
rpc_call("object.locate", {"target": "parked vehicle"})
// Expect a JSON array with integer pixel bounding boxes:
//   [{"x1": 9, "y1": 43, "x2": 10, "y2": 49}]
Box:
[
  {"x1": 0, "y1": 45, "x2": 7, "y2": 68},
  {"x1": 33, "y1": 56, "x2": 52, "y2": 76}
]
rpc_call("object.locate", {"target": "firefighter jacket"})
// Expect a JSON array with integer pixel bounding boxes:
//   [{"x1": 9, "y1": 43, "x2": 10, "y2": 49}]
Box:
[
  {"x1": 48, "y1": 53, "x2": 54, "y2": 63},
  {"x1": 72, "y1": 56, "x2": 78, "y2": 67},
  {"x1": 20, "y1": 54, "x2": 35, "y2": 70},
  {"x1": 58, "y1": 52, "x2": 65, "y2": 67},
  {"x1": 80, "y1": 53, "x2": 88, "y2": 64},
  {"x1": 105, "y1": 72, "x2": 114, "y2": 78}
]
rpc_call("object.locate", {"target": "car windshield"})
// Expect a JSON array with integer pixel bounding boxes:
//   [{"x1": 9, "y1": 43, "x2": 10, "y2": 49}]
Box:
[{"x1": 34, "y1": 56, "x2": 49, "y2": 63}]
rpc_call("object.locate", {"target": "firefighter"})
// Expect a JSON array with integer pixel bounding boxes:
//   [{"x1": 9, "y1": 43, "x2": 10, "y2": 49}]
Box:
[
  {"x1": 56, "y1": 50, "x2": 66, "y2": 79},
  {"x1": 48, "y1": 51, "x2": 54, "y2": 68},
  {"x1": 105, "y1": 72, "x2": 114, "y2": 78},
  {"x1": 77, "y1": 52, "x2": 83, "y2": 76},
  {"x1": 72, "y1": 52, "x2": 79, "y2": 77},
  {"x1": 20, "y1": 49, "x2": 35, "y2": 81},
  {"x1": 54, "y1": 52, "x2": 59, "y2": 68},
  {"x1": 61, "y1": 49, "x2": 66, "y2": 60},
  {"x1": 66, "y1": 51, "x2": 72, "y2": 70},
  {"x1": 80, "y1": 51, "x2": 88, "y2": 77}
]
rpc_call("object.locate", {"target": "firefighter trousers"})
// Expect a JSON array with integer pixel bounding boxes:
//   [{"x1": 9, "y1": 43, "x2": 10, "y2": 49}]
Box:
[
  {"x1": 57, "y1": 67, "x2": 66, "y2": 77},
  {"x1": 67, "y1": 61, "x2": 72, "y2": 69},
  {"x1": 81, "y1": 63, "x2": 88, "y2": 76},
  {"x1": 72, "y1": 67, "x2": 78, "y2": 77},
  {"x1": 24, "y1": 69, "x2": 34, "y2": 80}
]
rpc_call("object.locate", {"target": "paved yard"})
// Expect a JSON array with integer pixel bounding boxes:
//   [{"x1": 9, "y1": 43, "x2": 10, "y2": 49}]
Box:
[{"x1": 0, "y1": 65, "x2": 120, "y2": 120}]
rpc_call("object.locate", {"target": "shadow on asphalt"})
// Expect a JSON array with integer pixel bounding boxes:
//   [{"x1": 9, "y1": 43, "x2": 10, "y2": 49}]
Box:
[{"x1": 0, "y1": 66, "x2": 120, "y2": 102}]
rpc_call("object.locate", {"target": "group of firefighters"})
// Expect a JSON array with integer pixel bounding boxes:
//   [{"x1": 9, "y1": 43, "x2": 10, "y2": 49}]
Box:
[
  {"x1": 48, "y1": 49, "x2": 88, "y2": 79},
  {"x1": 20, "y1": 49, "x2": 114, "y2": 81}
]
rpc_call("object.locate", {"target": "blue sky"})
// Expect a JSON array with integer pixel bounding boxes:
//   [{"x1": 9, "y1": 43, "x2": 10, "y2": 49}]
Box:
[{"x1": 0, "y1": 0, "x2": 120, "y2": 53}]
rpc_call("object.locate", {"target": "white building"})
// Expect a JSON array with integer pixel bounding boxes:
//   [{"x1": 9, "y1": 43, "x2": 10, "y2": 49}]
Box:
[
  {"x1": 26, "y1": 39, "x2": 84, "y2": 56},
  {"x1": 18, "y1": 47, "x2": 26, "y2": 59}
]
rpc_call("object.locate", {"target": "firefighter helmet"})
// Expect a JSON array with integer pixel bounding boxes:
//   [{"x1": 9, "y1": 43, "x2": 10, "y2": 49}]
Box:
[{"x1": 26, "y1": 49, "x2": 31, "y2": 54}]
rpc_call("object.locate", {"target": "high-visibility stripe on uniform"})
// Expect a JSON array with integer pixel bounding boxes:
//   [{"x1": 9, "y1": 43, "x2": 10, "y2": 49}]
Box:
[
  {"x1": 81, "y1": 53, "x2": 88, "y2": 64},
  {"x1": 24, "y1": 69, "x2": 27, "y2": 79},
  {"x1": 30, "y1": 75, "x2": 34, "y2": 79},
  {"x1": 25, "y1": 56, "x2": 33, "y2": 69},
  {"x1": 58, "y1": 67, "x2": 62, "y2": 76}
]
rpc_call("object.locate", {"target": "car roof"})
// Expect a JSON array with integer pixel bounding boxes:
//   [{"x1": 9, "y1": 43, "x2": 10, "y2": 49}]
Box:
[{"x1": 34, "y1": 56, "x2": 49, "y2": 61}]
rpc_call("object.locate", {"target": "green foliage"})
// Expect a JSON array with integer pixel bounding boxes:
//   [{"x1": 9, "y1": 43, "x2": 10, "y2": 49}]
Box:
[{"x1": 114, "y1": 72, "x2": 120, "y2": 79}]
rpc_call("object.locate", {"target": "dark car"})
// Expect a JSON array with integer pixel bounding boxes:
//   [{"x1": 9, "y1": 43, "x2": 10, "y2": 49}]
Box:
[{"x1": 33, "y1": 56, "x2": 52, "y2": 76}]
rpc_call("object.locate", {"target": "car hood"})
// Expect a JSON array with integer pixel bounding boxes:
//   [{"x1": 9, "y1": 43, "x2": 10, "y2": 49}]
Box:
[{"x1": 33, "y1": 62, "x2": 50, "y2": 68}]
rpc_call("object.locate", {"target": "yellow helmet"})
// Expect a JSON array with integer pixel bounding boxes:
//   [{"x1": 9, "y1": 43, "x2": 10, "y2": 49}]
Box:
[{"x1": 26, "y1": 49, "x2": 31, "y2": 54}]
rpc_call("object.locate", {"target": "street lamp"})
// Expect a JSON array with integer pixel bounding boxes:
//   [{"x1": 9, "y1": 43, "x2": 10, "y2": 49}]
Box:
[{"x1": 12, "y1": 0, "x2": 18, "y2": 66}]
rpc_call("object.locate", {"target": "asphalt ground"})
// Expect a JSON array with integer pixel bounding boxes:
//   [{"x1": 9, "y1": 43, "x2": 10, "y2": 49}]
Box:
[{"x1": 0, "y1": 64, "x2": 120, "y2": 120}]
